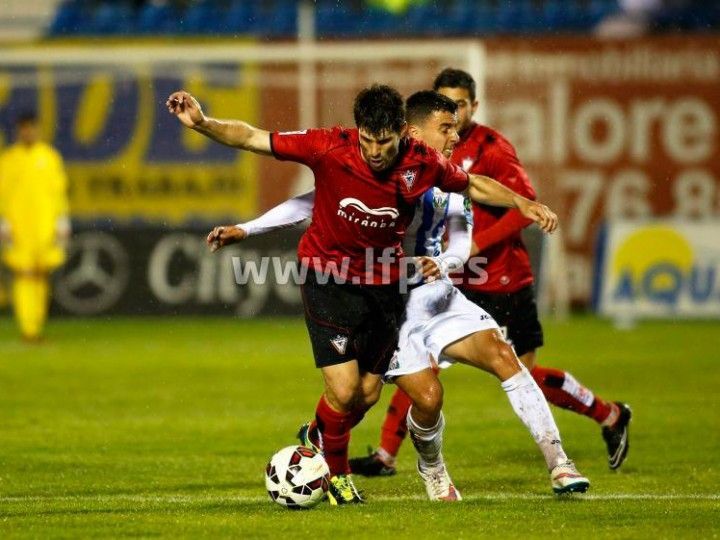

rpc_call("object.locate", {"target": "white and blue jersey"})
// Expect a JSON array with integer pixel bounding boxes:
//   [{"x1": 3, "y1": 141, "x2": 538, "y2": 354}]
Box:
[{"x1": 403, "y1": 188, "x2": 473, "y2": 258}]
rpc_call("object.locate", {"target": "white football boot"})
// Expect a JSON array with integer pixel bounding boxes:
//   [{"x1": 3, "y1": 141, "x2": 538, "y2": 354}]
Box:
[
  {"x1": 550, "y1": 460, "x2": 590, "y2": 494},
  {"x1": 417, "y1": 457, "x2": 462, "y2": 501}
]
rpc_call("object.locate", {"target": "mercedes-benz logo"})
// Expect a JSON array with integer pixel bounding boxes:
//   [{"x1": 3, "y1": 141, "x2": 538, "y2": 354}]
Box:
[{"x1": 54, "y1": 231, "x2": 130, "y2": 315}]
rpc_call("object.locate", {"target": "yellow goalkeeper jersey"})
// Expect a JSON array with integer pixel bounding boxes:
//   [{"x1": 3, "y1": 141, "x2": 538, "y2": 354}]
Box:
[{"x1": 0, "y1": 141, "x2": 69, "y2": 270}]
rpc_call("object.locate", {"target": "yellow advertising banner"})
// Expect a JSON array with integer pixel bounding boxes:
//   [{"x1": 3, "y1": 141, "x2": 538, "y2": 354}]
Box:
[{"x1": 0, "y1": 52, "x2": 259, "y2": 223}]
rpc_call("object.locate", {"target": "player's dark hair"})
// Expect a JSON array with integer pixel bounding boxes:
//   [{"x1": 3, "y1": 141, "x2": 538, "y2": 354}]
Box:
[
  {"x1": 406, "y1": 90, "x2": 458, "y2": 126},
  {"x1": 433, "y1": 68, "x2": 476, "y2": 102},
  {"x1": 16, "y1": 111, "x2": 38, "y2": 125},
  {"x1": 353, "y1": 84, "x2": 405, "y2": 135}
]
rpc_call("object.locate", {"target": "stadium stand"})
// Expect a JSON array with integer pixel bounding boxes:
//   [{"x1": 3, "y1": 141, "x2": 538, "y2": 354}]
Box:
[{"x1": 45, "y1": 0, "x2": 719, "y2": 39}]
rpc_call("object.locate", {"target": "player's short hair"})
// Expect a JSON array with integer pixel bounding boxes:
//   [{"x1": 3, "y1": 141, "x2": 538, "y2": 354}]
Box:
[
  {"x1": 16, "y1": 111, "x2": 38, "y2": 125},
  {"x1": 353, "y1": 84, "x2": 405, "y2": 136},
  {"x1": 433, "y1": 68, "x2": 476, "y2": 102},
  {"x1": 406, "y1": 90, "x2": 458, "y2": 127}
]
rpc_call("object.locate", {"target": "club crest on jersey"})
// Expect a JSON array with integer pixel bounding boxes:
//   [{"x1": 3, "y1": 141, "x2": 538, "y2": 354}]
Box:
[
  {"x1": 330, "y1": 335, "x2": 349, "y2": 355},
  {"x1": 401, "y1": 169, "x2": 417, "y2": 190},
  {"x1": 432, "y1": 190, "x2": 449, "y2": 209},
  {"x1": 462, "y1": 158, "x2": 474, "y2": 171}
]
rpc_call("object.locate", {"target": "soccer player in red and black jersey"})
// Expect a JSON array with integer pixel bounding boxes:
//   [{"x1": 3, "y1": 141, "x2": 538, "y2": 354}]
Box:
[
  {"x1": 166, "y1": 84, "x2": 559, "y2": 504},
  {"x1": 350, "y1": 70, "x2": 631, "y2": 479}
]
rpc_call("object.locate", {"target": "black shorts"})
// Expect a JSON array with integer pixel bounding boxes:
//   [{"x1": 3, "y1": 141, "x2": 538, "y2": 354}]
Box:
[
  {"x1": 462, "y1": 285, "x2": 544, "y2": 357},
  {"x1": 300, "y1": 270, "x2": 406, "y2": 374}
]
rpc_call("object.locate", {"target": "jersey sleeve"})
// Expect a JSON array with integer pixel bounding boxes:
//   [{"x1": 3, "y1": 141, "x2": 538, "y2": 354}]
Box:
[
  {"x1": 449, "y1": 192, "x2": 474, "y2": 228},
  {"x1": 270, "y1": 128, "x2": 334, "y2": 167},
  {"x1": 239, "y1": 190, "x2": 315, "y2": 236},
  {"x1": 435, "y1": 155, "x2": 470, "y2": 193},
  {"x1": 480, "y1": 141, "x2": 536, "y2": 200},
  {"x1": 436, "y1": 193, "x2": 473, "y2": 274}
]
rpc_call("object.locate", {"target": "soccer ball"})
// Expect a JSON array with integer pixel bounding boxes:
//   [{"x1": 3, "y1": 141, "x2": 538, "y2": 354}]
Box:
[{"x1": 265, "y1": 445, "x2": 330, "y2": 509}]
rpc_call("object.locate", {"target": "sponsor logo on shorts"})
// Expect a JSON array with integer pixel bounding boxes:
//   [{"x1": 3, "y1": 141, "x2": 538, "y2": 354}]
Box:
[
  {"x1": 330, "y1": 335, "x2": 349, "y2": 355},
  {"x1": 499, "y1": 325, "x2": 511, "y2": 344},
  {"x1": 387, "y1": 350, "x2": 400, "y2": 372}
]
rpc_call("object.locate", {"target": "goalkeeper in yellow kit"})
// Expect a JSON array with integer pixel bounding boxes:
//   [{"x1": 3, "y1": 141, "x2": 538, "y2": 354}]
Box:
[{"x1": 0, "y1": 113, "x2": 70, "y2": 341}]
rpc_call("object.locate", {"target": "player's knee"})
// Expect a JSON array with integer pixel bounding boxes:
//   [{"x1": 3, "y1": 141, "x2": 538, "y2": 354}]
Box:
[
  {"x1": 519, "y1": 351, "x2": 536, "y2": 370},
  {"x1": 328, "y1": 382, "x2": 363, "y2": 411},
  {"x1": 412, "y1": 379, "x2": 443, "y2": 416},
  {"x1": 489, "y1": 342, "x2": 521, "y2": 379},
  {"x1": 362, "y1": 383, "x2": 383, "y2": 409}
]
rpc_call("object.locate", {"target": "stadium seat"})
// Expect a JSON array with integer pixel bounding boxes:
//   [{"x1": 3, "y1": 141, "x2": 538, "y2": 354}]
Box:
[
  {"x1": 137, "y1": 2, "x2": 175, "y2": 34},
  {"x1": 45, "y1": 0, "x2": 719, "y2": 38},
  {"x1": 316, "y1": 3, "x2": 357, "y2": 37},
  {"x1": 86, "y1": 3, "x2": 134, "y2": 35},
  {"x1": 223, "y1": 1, "x2": 257, "y2": 34},
  {"x1": 48, "y1": 0, "x2": 90, "y2": 35},
  {"x1": 542, "y1": 0, "x2": 572, "y2": 32},
  {"x1": 254, "y1": 0, "x2": 297, "y2": 37},
  {"x1": 405, "y1": 3, "x2": 446, "y2": 36},
  {"x1": 181, "y1": 1, "x2": 225, "y2": 35},
  {"x1": 496, "y1": 2, "x2": 525, "y2": 33},
  {"x1": 466, "y1": 2, "x2": 501, "y2": 35},
  {"x1": 589, "y1": 0, "x2": 620, "y2": 26},
  {"x1": 445, "y1": 0, "x2": 475, "y2": 34}
]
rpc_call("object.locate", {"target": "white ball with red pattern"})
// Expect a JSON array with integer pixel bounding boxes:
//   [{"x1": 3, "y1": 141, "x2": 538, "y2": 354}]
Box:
[{"x1": 265, "y1": 445, "x2": 330, "y2": 509}]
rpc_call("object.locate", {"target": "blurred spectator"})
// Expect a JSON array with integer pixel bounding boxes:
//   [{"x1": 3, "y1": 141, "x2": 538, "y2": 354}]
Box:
[
  {"x1": 597, "y1": 0, "x2": 715, "y2": 37},
  {"x1": 0, "y1": 113, "x2": 70, "y2": 342}
]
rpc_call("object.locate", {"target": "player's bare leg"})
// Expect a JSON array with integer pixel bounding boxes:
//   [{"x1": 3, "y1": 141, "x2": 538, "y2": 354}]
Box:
[
  {"x1": 395, "y1": 369, "x2": 461, "y2": 501},
  {"x1": 298, "y1": 361, "x2": 368, "y2": 505},
  {"x1": 359, "y1": 371, "x2": 383, "y2": 410},
  {"x1": 349, "y1": 385, "x2": 410, "y2": 476},
  {"x1": 444, "y1": 329, "x2": 590, "y2": 494},
  {"x1": 520, "y1": 351, "x2": 632, "y2": 470}
]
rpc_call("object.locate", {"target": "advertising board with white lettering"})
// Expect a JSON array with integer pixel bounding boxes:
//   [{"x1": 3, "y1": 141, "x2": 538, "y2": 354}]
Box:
[
  {"x1": 482, "y1": 37, "x2": 720, "y2": 304},
  {"x1": 50, "y1": 226, "x2": 304, "y2": 317}
]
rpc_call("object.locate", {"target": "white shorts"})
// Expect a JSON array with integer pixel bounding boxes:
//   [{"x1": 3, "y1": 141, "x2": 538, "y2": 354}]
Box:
[{"x1": 384, "y1": 278, "x2": 499, "y2": 380}]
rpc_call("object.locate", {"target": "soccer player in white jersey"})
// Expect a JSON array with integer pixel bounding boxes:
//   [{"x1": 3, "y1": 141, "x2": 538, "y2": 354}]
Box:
[{"x1": 210, "y1": 91, "x2": 590, "y2": 500}]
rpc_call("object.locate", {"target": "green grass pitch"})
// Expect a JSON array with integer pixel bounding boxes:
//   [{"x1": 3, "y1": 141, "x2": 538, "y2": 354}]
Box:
[{"x1": 1, "y1": 315, "x2": 718, "y2": 538}]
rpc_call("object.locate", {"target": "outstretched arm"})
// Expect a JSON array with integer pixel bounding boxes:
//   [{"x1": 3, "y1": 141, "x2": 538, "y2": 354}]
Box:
[
  {"x1": 241, "y1": 190, "x2": 315, "y2": 236},
  {"x1": 436, "y1": 194, "x2": 472, "y2": 274},
  {"x1": 206, "y1": 191, "x2": 315, "y2": 252},
  {"x1": 166, "y1": 91, "x2": 272, "y2": 155},
  {"x1": 471, "y1": 210, "x2": 532, "y2": 256},
  {"x1": 467, "y1": 174, "x2": 557, "y2": 233},
  {"x1": 416, "y1": 194, "x2": 472, "y2": 281}
]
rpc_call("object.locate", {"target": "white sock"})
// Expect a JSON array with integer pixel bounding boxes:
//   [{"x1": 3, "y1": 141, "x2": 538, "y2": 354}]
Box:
[
  {"x1": 376, "y1": 447, "x2": 396, "y2": 467},
  {"x1": 407, "y1": 409, "x2": 445, "y2": 467},
  {"x1": 501, "y1": 368, "x2": 568, "y2": 470}
]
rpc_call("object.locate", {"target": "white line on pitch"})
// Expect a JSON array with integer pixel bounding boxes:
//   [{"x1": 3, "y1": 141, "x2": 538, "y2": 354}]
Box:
[{"x1": 1, "y1": 493, "x2": 719, "y2": 504}]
